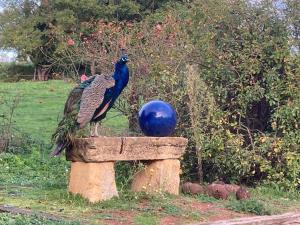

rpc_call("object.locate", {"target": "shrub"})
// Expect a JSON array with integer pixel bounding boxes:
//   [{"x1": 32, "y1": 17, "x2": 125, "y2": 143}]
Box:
[
  {"x1": 186, "y1": 0, "x2": 300, "y2": 188},
  {"x1": 227, "y1": 199, "x2": 271, "y2": 215},
  {"x1": 0, "y1": 213, "x2": 80, "y2": 225},
  {"x1": 0, "y1": 62, "x2": 34, "y2": 81},
  {"x1": 0, "y1": 94, "x2": 43, "y2": 154},
  {"x1": 50, "y1": 0, "x2": 300, "y2": 189}
]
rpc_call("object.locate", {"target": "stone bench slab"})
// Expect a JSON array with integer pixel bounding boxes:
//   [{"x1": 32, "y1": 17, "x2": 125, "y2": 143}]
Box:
[
  {"x1": 67, "y1": 136, "x2": 188, "y2": 202},
  {"x1": 66, "y1": 136, "x2": 188, "y2": 162}
]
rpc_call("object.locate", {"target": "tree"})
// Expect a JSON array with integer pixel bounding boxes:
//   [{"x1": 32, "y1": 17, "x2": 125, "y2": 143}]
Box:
[
  {"x1": 0, "y1": 0, "x2": 58, "y2": 80},
  {"x1": 0, "y1": 0, "x2": 184, "y2": 80}
]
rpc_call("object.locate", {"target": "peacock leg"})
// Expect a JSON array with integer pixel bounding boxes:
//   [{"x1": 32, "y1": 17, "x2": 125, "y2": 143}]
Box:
[
  {"x1": 94, "y1": 122, "x2": 99, "y2": 137},
  {"x1": 90, "y1": 122, "x2": 94, "y2": 137}
]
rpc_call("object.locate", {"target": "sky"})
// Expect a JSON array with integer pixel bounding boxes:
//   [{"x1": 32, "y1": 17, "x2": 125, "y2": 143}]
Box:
[{"x1": 0, "y1": 50, "x2": 17, "y2": 62}]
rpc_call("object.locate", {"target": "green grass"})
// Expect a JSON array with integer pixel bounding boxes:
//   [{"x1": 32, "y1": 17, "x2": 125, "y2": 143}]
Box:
[
  {"x1": 195, "y1": 193, "x2": 222, "y2": 203},
  {"x1": 0, "y1": 80, "x2": 128, "y2": 143},
  {"x1": 0, "y1": 150, "x2": 69, "y2": 187},
  {"x1": 226, "y1": 198, "x2": 271, "y2": 215},
  {"x1": 134, "y1": 213, "x2": 158, "y2": 225},
  {"x1": 0, "y1": 80, "x2": 73, "y2": 143},
  {"x1": 224, "y1": 184, "x2": 300, "y2": 215},
  {"x1": 0, "y1": 213, "x2": 80, "y2": 225}
]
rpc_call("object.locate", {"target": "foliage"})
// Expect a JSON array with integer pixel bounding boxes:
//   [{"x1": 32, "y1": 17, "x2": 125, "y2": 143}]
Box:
[
  {"x1": 116, "y1": 161, "x2": 145, "y2": 191},
  {"x1": 0, "y1": 63, "x2": 35, "y2": 82},
  {"x1": 0, "y1": 92, "x2": 39, "y2": 154},
  {"x1": 134, "y1": 213, "x2": 158, "y2": 225},
  {"x1": 227, "y1": 199, "x2": 271, "y2": 215},
  {"x1": 58, "y1": 0, "x2": 300, "y2": 188},
  {"x1": 120, "y1": 11, "x2": 190, "y2": 131},
  {"x1": 0, "y1": 0, "x2": 57, "y2": 79},
  {"x1": 0, "y1": 0, "x2": 185, "y2": 80},
  {"x1": 51, "y1": 20, "x2": 131, "y2": 79},
  {"x1": 195, "y1": 194, "x2": 221, "y2": 203},
  {"x1": 0, "y1": 213, "x2": 80, "y2": 225},
  {"x1": 0, "y1": 149, "x2": 69, "y2": 187},
  {"x1": 186, "y1": 0, "x2": 300, "y2": 188},
  {"x1": 0, "y1": 93, "x2": 21, "y2": 152}
]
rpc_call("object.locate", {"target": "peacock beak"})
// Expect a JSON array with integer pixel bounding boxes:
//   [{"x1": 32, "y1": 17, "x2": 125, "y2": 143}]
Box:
[{"x1": 121, "y1": 58, "x2": 129, "y2": 63}]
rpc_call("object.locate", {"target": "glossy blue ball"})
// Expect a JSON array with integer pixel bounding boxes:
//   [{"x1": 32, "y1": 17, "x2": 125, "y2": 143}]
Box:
[{"x1": 138, "y1": 100, "x2": 177, "y2": 137}]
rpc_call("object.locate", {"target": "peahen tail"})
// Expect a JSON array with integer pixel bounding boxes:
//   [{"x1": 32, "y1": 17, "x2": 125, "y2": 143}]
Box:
[{"x1": 51, "y1": 115, "x2": 79, "y2": 156}]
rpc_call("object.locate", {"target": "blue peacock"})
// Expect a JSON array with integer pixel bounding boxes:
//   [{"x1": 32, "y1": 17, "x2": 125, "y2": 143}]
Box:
[{"x1": 51, "y1": 54, "x2": 129, "y2": 156}]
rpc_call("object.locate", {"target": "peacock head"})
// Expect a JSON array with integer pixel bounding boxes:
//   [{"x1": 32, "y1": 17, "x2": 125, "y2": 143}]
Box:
[
  {"x1": 114, "y1": 54, "x2": 129, "y2": 71},
  {"x1": 113, "y1": 54, "x2": 130, "y2": 80},
  {"x1": 119, "y1": 54, "x2": 129, "y2": 64}
]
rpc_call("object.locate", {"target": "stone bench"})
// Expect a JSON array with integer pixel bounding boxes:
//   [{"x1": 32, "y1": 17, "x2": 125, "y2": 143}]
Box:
[{"x1": 66, "y1": 137, "x2": 188, "y2": 203}]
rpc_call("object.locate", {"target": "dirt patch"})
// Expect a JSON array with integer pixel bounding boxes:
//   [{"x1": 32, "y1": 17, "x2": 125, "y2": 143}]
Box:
[
  {"x1": 90, "y1": 210, "x2": 137, "y2": 225},
  {"x1": 187, "y1": 200, "x2": 250, "y2": 222},
  {"x1": 186, "y1": 201, "x2": 214, "y2": 211},
  {"x1": 206, "y1": 208, "x2": 248, "y2": 222},
  {"x1": 159, "y1": 216, "x2": 201, "y2": 225},
  {"x1": 172, "y1": 196, "x2": 250, "y2": 223},
  {"x1": 173, "y1": 196, "x2": 216, "y2": 212},
  {"x1": 160, "y1": 215, "x2": 187, "y2": 225}
]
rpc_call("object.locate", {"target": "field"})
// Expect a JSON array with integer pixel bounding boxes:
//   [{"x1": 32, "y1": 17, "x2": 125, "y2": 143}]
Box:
[
  {"x1": 1, "y1": 81, "x2": 300, "y2": 225},
  {"x1": 0, "y1": 80, "x2": 128, "y2": 142}
]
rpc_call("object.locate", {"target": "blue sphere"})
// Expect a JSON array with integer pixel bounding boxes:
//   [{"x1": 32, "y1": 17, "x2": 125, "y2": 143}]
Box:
[{"x1": 138, "y1": 100, "x2": 177, "y2": 137}]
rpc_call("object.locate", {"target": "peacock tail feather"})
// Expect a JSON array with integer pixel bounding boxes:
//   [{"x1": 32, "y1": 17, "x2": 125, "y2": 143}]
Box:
[
  {"x1": 51, "y1": 74, "x2": 115, "y2": 156},
  {"x1": 51, "y1": 113, "x2": 78, "y2": 147},
  {"x1": 51, "y1": 86, "x2": 83, "y2": 155}
]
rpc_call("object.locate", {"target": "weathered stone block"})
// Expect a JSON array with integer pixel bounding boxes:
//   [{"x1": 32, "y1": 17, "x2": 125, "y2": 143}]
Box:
[
  {"x1": 131, "y1": 159, "x2": 181, "y2": 195},
  {"x1": 66, "y1": 137, "x2": 188, "y2": 162},
  {"x1": 68, "y1": 162, "x2": 118, "y2": 203}
]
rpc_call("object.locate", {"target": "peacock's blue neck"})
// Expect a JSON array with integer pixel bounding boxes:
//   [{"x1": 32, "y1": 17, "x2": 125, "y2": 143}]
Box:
[
  {"x1": 113, "y1": 62, "x2": 129, "y2": 92},
  {"x1": 92, "y1": 60, "x2": 129, "y2": 122}
]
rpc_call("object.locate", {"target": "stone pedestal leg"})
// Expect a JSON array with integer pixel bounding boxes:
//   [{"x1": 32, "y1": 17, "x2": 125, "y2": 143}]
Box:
[
  {"x1": 69, "y1": 162, "x2": 118, "y2": 203},
  {"x1": 131, "y1": 159, "x2": 180, "y2": 195}
]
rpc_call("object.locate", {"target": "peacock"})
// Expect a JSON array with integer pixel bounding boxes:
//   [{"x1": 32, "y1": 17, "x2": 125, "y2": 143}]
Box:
[{"x1": 51, "y1": 54, "x2": 129, "y2": 156}]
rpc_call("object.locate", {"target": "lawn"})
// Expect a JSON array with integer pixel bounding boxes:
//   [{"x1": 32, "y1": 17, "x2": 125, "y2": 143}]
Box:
[
  {"x1": 0, "y1": 80, "x2": 128, "y2": 143},
  {"x1": 1, "y1": 80, "x2": 300, "y2": 225}
]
